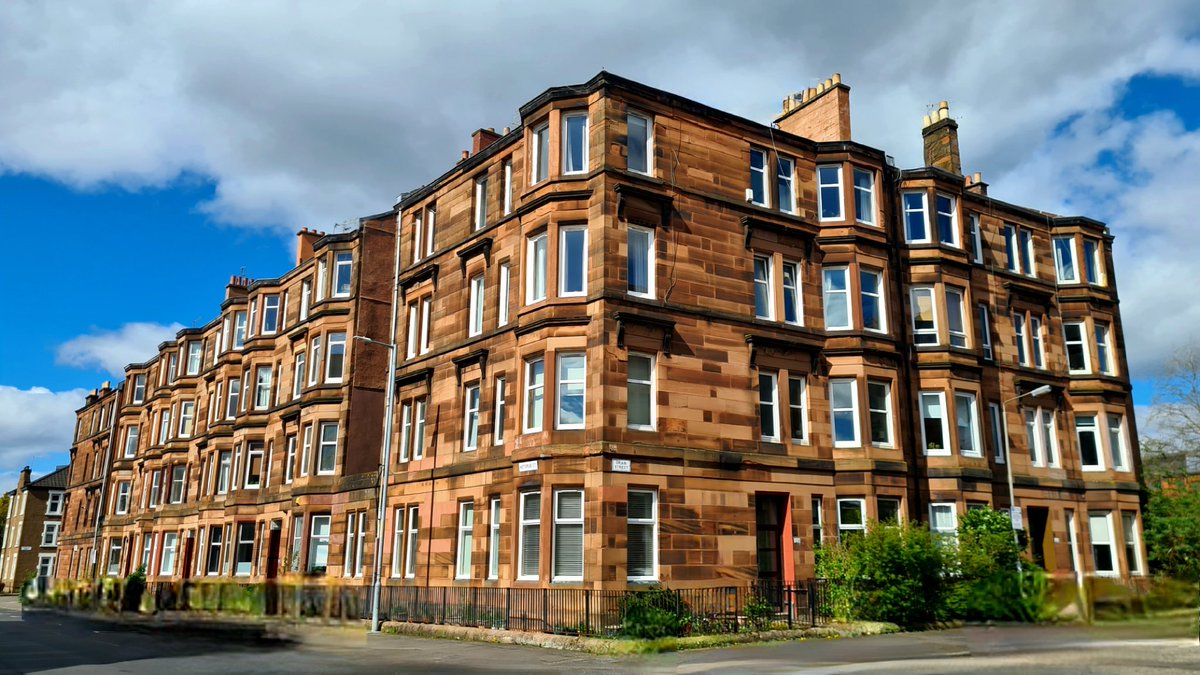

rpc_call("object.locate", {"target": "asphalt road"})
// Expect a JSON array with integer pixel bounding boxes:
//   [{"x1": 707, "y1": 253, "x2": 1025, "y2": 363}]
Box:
[{"x1": 1, "y1": 595, "x2": 1196, "y2": 674}]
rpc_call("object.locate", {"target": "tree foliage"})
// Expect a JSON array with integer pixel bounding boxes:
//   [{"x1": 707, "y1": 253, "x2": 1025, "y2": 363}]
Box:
[{"x1": 815, "y1": 521, "x2": 945, "y2": 629}]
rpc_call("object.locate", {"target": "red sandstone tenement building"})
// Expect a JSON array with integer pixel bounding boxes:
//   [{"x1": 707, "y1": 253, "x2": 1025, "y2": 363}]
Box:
[{"x1": 58, "y1": 72, "x2": 1144, "y2": 591}]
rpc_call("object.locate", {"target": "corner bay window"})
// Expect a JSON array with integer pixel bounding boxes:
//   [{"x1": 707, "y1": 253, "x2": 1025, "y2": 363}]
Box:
[
  {"x1": 626, "y1": 112, "x2": 652, "y2": 175},
  {"x1": 562, "y1": 112, "x2": 588, "y2": 175},
  {"x1": 823, "y1": 267, "x2": 850, "y2": 330},
  {"x1": 532, "y1": 122, "x2": 550, "y2": 184},
  {"x1": 627, "y1": 226, "x2": 653, "y2": 298},
  {"x1": 920, "y1": 391, "x2": 949, "y2": 454},
  {"x1": 817, "y1": 165, "x2": 842, "y2": 220},
  {"x1": 556, "y1": 353, "x2": 585, "y2": 430},
  {"x1": 559, "y1": 226, "x2": 587, "y2": 297},
  {"x1": 829, "y1": 379, "x2": 859, "y2": 447},
  {"x1": 749, "y1": 148, "x2": 767, "y2": 206}
]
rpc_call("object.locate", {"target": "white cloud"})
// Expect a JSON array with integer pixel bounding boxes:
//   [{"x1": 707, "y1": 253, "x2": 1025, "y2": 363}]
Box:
[
  {"x1": 55, "y1": 322, "x2": 184, "y2": 379},
  {"x1": 0, "y1": 386, "x2": 85, "y2": 493},
  {"x1": 1, "y1": 1, "x2": 1199, "y2": 376}
]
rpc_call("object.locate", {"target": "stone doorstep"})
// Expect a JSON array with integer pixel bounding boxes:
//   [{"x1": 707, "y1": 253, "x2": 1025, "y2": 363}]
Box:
[{"x1": 378, "y1": 620, "x2": 900, "y2": 654}]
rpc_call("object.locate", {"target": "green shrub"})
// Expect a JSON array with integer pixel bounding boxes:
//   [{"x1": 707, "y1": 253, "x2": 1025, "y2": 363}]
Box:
[
  {"x1": 620, "y1": 588, "x2": 691, "y2": 639},
  {"x1": 1145, "y1": 576, "x2": 1199, "y2": 611},
  {"x1": 121, "y1": 566, "x2": 147, "y2": 613},
  {"x1": 743, "y1": 593, "x2": 775, "y2": 631},
  {"x1": 941, "y1": 509, "x2": 1053, "y2": 621},
  {"x1": 816, "y1": 521, "x2": 945, "y2": 629}
]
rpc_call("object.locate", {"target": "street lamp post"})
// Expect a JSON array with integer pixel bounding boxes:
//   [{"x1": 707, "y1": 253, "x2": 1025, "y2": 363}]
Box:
[
  {"x1": 1001, "y1": 384, "x2": 1052, "y2": 574},
  {"x1": 355, "y1": 335, "x2": 396, "y2": 633},
  {"x1": 358, "y1": 212, "x2": 403, "y2": 634}
]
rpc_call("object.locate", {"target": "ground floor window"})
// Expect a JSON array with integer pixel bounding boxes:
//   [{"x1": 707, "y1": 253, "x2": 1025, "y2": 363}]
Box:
[
  {"x1": 308, "y1": 515, "x2": 330, "y2": 574},
  {"x1": 1088, "y1": 511, "x2": 1117, "y2": 576},
  {"x1": 837, "y1": 498, "x2": 865, "y2": 541},
  {"x1": 235, "y1": 523, "x2": 256, "y2": 577},
  {"x1": 627, "y1": 490, "x2": 657, "y2": 581}
]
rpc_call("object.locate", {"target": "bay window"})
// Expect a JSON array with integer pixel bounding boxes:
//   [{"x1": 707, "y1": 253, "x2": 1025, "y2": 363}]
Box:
[
  {"x1": 556, "y1": 353, "x2": 585, "y2": 430},
  {"x1": 910, "y1": 287, "x2": 938, "y2": 345},
  {"x1": 853, "y1": 168, "x2": 875, "y2": 225},
  {"x1": 627, "y1": 226, "x2": 654, "y2": 298},
  {"x1": 903, "y1": 191, "x2": 929, "y2": 243},
  {"x1": 627, "y1": 112, "x2": 652, "y2": 175},
  {"x1": 954, "y1": 392, "x2": 981, "y2": 457},
  {"x1": 758, "y1": 371, "x2": 779, "y2": 441},
  {"x1": 823, "y1": 267, "x2": 850, "y2": 330},
  {"x1": 562, "y1": 113, "x2": 588, "y2": 175},
  {"x1": 817, "y1": 165, "x2": 843, "y2": 221},
  {"x1": 829, "y1": 379, "x2": 859, "y2": 447},
  {"x1": 776, "y1": 156, "x2": 795, "y2": 214},
  {"x1": 920, "y1": 391, "x2": 949, "y2": 455},
  {"x1": 559, "y1": 226, "x2": 587, "y2": 297}
]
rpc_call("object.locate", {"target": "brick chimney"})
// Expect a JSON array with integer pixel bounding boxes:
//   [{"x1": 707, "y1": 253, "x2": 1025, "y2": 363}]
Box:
[
  {"x1": 224, "y1": 275, "x2": 251, "y2": 301},
  {"x1": 775, "y1": 73, "x2": 852, "y2": 142},
  {"x1": 18, "y1": 466, "x2": 31, "y2": 490},
  {"x1": 296, "y1": 228, "x2": 324, "y2": 265},
  {"x1": 471, "y1": 128, "x2": 501, "y2": 155},
  {"x1": 922, "y1": 101, "x2": 961, "y2": 175},
  {"x1": 964, "y1": 172, "x2": 988, "y2": 196}
]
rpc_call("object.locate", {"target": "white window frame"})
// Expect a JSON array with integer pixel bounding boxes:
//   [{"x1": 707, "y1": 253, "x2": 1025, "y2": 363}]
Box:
[
  {"x1": 532, "y1": 122, "x2": 550, "y2": 185},
  {"x1": 132, "y1": 374, "x2": 146, "y2": 404},
  {"x1": 946, "y1": 286, "x2": 968, "y2": 348},
  {"x1": 626, "y1": 111, "x2": 653, "y2": 176},
  {"x1": 823, "y1": 266, "x2": 852, "y2": 331},
  {"x1": 788, "y1": 375, "x2": 808, "y2": 444},
  {"x1": 555, "y1": 352, "x2": 586, "y2": 430},
  {"x1": 968, "y1": 213, "x2": 983, "y2": 263},
  {"x1": 488, "y1": 497, "x2": 501, "y2": 580},
  {"x1": 391, "y1": 507, "x2": 404, "y2": 577},
  {"x1": 817, "y1": 164, "x2": 843, "y2": 221},
  {"x1": 503, "y1": 159, "x2": 514, "y2": 214},
  {"x1": 1107, "y1": 414, "x2": 1129, "y2": 471},
  {"x1": 244, "y1": 443, "x2": 264, "y2": 489},
  {"x1": 930, "y1": 503, "x2": 959, "y2": 544},
  {"x1": 1013, "y1": 313, "x2": 1029, "y2": 366},
  {"x1": 413, "y1": 399, "x2": 427, "y2": 460},
  {"x1": 776, "y1": 156, "x2": 796, "y2": 214},
  {"x1": 468, "y1": 274, "x2": 484, "y2": 337},
  {"x1": 860, "y1": 268, "x2": 885, "y2": 333},
  {"x1": 526, "y1": 233, "x2": 548, "y2": 304},
  {"x1": 518, "y1": 491, "x2": 540, "y2": 581},
  {"x1": 1053, "y1": 236, "x2": 1080, "y2": 284},
  {"x1": 1064, "y1": 321, "x2": 1091, "y2": 374},
  {"x1": 309, "y1": 515, "x2": 331, "y2": 574},
  {"x1": 852, "y1": 167, "x2": 875, "y2": 225},
  {"x1": 260, "y1": 295, "x2": 280, "y2": 335},
  {"x1": 317, "y1": 422, "x2": 338, "y2": 475},
  {"x1": 456, "y1": 501, "x2": 474, "y2": 580},
  {"x1": 934, "y1": 193, "x2": 958, "y2": 247},
  {"x1": 46, "y1": 491, "x2": 63, "y2": 516},
  {"x1": 627, "y1": 225, "x2": 655, "y2": 299},
  {"x1": 498, "y1": 263, "x2": 511, "y2": 326},
  {"x1": 1031, "y1": 316, "x2": 1045, "y2": 369},
  {"x1": 758, "y1": 371, "x2": 780, "y2": 442},
  {"x1": 748, "y1": 148, "x2": 768, "y2": 206},
  {"x1": 293, "y1": 351, "x2": 306, "y2": 398},
  {"x1": 524, "y1": 357, "x2": 544, "y2": 433},
  {"x1": 186, "y1": 341, "x2": 203, "y2": 375},
  {"x1": 1121, "y1": 511, "x2": 1143, "y2": 576},
  {"x1": 558, "y1": 225, "x2": 588, "y2": 298},
  {"x1": 114, "y1": 482, "x2": 130, "y2": 516},
  {"x1": 954, "y1": 391, "x2": 982, "y2": 458},
  {"x1": 781, "y1": 260, "x2": 803, "y2": 326},
  {"x1": 404, "y1": 506, "x2": 419, "y2": 578},
  {"x1": 561, "y1": 112, "x2": 589, "y2": 176},
  {"x1": 473, "y1": 174, "x2": 488, "y2": 231},
  {"x1": 424, "y1": 205, "x2": 437, "y2": 257},
  {"x1": 308, "y1": 336, "x2": 323, "y2": 386},
  {"x1": 1076, "y1": 414, "x2": 1104, "y2": 471},
  {"x1": 299, "y1": 425, "x2": 312, "y2": 478},
  {"x1": 1084, "y1": 238, "x2": 1105, "y2": 286},
  {"x1": 419, "y1": 298, "x2": 431, "y2": 355},
  {"x1": 551, "y1": 489, "x2": 584, "y2": 582},
  {"x1": 627, "y1": 353, "x2": 655, "y2": 431},
  {"x1": 284, "y1": 435, "x2": 296, "y2": 484},
  {"x1": 332, "y1": 251, "x2": 353, "y2": 298},
  {"x1": 463, "y1": 383, "x2": 481, "y2": 451},
  {"x1": 1088, "y1": 511, "x2": 1119, "y2": 577},
  {"x1": 829, "y1": 379, "x2": 860, "y2": 448},
  {"x1": 494, "y1": 376, "x2": 507, "y2": 445},
  {"x1": 754, "y1": 255, "x2": 774, "y2": 321},
  {"x1": 1095, "y1": 323, "x2": 1115, "y2": 375},
  {"x1": 920, "y1": 390, "x2": 950, "y2": 456},
  {"x1": 910, "y1": 286, "x2": 939, "y2": 345},
  {"x1": 123, "y1": 425, "x2": 140, "y2": 458},
  {"x1": 325, "y1": 332, "x2": 346, "y2": 384},
  {"x1": 627, "y1": 489, "x2": 658, "y2": 582},
  {"x1": 988, "y1": 403, "x2": 1007, "y2": 464},
  {"x1": 1020, "y1": 229, "x2": 1036, "y2": 278},
  {"x1": 978, "y1": 304, "x2": 993, "y2": 360},
  {"x1": 399, "y1": 402, "x2": 412, "y2": 462},
  {"x1": 836, "y1": 498, "x2": 866, "y2": 541},
  {"x1": 300, "y1": 280, "x2": 312, "y2": 321},
  {"x1": 903, "y1": 191, "x2": 930, "y2": 243},
  {"x1": 160, "y1": 532, "x2": 178, "y2": 576},
  {"x1": 412, "y1": 210, "x2": 423, "y2": 264},
  {"x1": 867, "y1": 380, "x2": 893, "y2": 448},
  {"x1": 233, "y1": 311, "x2": 247, "y2": 350},
  {"x1": 253, "y1": 366, "x2": 272, "y2": 411}
]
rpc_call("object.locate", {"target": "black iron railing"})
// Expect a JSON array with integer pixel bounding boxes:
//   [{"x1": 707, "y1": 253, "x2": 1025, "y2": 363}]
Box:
[{"x1": 31, "y1": 578, "x2": 832, "y2": 636}]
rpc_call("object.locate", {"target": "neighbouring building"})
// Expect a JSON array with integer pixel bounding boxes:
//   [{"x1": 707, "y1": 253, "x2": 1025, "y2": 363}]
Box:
[
  {"x1": 1, "y1": 466, "x2": 69, "y2": 592},
  {"x1": 60, "y1": 71, "x2": 1144, "y2": 593},
  {"x1": 57, "y1": 222, "x2": 397, "y2": 584}
]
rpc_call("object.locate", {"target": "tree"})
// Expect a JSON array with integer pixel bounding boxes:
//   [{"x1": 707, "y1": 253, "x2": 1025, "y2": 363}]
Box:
[
  {"x1": 0, "y1": 492, "x2": 9, "y2": 548},
  {"x1": 1142, "y1": 346, "x2": 1200, "y2": 581}
]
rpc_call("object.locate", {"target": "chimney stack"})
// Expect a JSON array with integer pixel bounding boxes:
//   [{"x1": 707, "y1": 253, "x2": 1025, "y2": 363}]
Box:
[
  {"x1": 296, "y1": 227, "x2": 324, "y2": 266},
  {"x1": 225, "y1": 274, "x2": 253, "y2": 301},
  {"x1": 775, "y1": 73, "x2": 852, "y2": 142},
  {"x1": 18, "y1": 466, "x2": 31, "y2": 490},
  {"x1": 922, "y1": 101, "x2": 961, "y2": 175},
  {"x1": 471, "y1": 128, "x2": 501, "y2": 155},
  {"x1": 965, "y1": 171, "x2": 988, "y2": 196}
]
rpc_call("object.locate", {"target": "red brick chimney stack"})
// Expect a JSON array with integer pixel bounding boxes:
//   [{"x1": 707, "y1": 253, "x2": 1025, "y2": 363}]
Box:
[
  {"x1": 775, "y1": 73, "x2": 852, "y2": 142},
  {"x1": 471, "y1": 128, "x2": 501, "y2": 155},
  {"x1": 921, "y1": 101, "x2": 962, "y2": 175},
  {"x1": 296, "y1": 227, "x2": 324, "y2": 266},
  {"x1": 18, "y1": 466, "x2": 31, "y2": 490}
]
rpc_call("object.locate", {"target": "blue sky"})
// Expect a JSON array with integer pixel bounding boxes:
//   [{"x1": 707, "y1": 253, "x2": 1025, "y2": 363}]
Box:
[{"x1": 1, "y1": 2, "x2": 1198, "y2": 491}]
